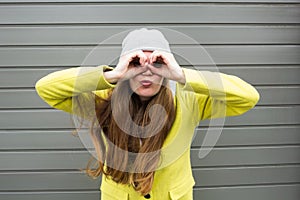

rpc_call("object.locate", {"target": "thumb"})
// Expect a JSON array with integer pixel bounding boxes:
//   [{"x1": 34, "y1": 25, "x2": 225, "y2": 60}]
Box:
[
  {"x1": 121, "y1": 66, "x2": 148, "y2": 80},
  {"x1": 147, "y1": 63, "x2": 169, "y2": 78}
]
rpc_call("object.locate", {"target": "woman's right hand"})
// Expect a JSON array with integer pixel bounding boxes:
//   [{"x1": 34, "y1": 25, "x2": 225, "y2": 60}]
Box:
[{"x1": 104, "y1": 50, "x2": 148, "y2": 84}]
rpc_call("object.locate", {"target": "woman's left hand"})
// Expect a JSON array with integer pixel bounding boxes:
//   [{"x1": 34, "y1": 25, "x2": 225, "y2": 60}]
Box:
[{"x1": 147, "y1": 50, "x2": 186, "y2": 84}]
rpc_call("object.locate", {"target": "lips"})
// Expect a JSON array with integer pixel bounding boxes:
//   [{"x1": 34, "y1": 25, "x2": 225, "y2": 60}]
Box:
[{"x1": 140, "y1": 80, "x2": 153, "y2": 87}]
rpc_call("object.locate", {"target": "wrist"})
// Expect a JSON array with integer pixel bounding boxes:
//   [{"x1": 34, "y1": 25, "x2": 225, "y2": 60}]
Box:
[
  {"x1": 103, "y1": 70, "x2": 120, "y2": 84},
  {"x1": 174, "y1": 68, "x2": 186, "y2": 84}
]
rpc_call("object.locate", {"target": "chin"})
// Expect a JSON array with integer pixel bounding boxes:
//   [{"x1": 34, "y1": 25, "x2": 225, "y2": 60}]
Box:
[
  {"x1": 138, "y1": 93, "x2": 154, "y2": 100},
  {"x1": 136, "y1": 91, "x2": 158, "y2": 101},
  {"x1": 132, "y1": 84, "x2": 162, "y2": 101}
]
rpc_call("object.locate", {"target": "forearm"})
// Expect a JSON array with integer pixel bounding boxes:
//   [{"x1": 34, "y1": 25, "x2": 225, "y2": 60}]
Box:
[
  {"x1": 103, "y1": 69, "x2": 121, "y2": 84},
  {"x1": 35, "y1": 65, "x2": 115, "y2": 112},
  {"x1": 174, "y1": 68, "x2": 186, "y2": 85},
  {"x1": 180, "y1": 68, "x2": 260, "y2": 120}
]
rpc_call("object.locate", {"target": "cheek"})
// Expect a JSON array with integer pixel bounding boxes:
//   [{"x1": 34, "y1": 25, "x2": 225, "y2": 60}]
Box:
[
  {"x1": 155, "y1": 77, "x2": 164, "y2": 86},
  {"x1": 129, "y1": 78, "x2": 138, "y2": 91},
  {"x1": 153, "y1": 77, "x2": 164, "y2": 92},
  {"x1": 158, "y1": 77, "x2": 164, "y2": 84}
]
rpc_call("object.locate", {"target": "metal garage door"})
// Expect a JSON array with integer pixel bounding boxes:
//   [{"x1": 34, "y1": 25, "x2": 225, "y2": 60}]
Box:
[{"x1": 0, "y1": 0, "x2": 299, "y2": 199}]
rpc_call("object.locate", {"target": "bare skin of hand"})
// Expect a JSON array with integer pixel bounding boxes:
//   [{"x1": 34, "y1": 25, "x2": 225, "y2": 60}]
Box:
[
  {"x1": 104, "y1": 50, "x2": 148, "y2": 83},
  {"x1": 104, "y1": 50, "x2": 186, "y2": 84},
  {"x1": 148, "y1": 50, "x2": 186, "y2": 84}
]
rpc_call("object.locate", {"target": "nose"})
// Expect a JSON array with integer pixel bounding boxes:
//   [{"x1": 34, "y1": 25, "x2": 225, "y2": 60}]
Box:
[{"x1": 142, "y1": 69, "x2": 153, "y2": 76}]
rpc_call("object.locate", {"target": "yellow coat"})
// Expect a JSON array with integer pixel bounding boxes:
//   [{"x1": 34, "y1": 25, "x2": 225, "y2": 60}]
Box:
[{"x1": 35, "y1": 65, "x2": 260, "y2": 200}]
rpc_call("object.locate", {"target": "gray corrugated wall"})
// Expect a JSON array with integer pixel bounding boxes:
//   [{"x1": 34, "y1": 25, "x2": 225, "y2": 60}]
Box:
[{"x1": 0, "y1": 0, "x2": 300, "y2": 199}]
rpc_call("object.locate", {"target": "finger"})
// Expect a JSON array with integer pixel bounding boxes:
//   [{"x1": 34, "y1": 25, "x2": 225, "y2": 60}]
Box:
[
  {"x1": 122, "y1": 65, "x2": 148, "y2": 80},
  {"x1": 133, "y1": 65, "x2": 148, "y2": 75},
  {"x1": 151, "y1": 50, "x2": 170, "y2": 66},
  {"x1": 149, "y1": 62, "x2": 173, "y2": 80},
  {"x1": 147, "y1": 63, "x2": 165, "y2": 76},
  {"x1": 136, "y1": 51, "x2": 147, "y2": 66},
  {"x1": 128, "y1": 67, "x2": 147, "y2": 79},
  {"x1": 126, "y1": 50, "x2": 140, "y2": 61},
  {"x1": 150, "y1": 50, "x2": 161, "y2": 64},
  {"x1": 128, "y1": 50, "x2": 147, "y2": 67}
]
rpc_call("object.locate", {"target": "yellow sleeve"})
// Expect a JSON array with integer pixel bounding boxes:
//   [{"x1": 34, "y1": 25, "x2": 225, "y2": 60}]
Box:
[
  {"x1": 35, "y1": 65, "x2": 116, "y2": 115},
  {"x1": 179, "y1": 68, "x2": 260, "y2": 124}
]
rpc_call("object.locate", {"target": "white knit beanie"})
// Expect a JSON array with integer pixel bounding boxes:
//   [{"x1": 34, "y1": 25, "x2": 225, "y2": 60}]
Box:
[{"x1": 121, "y1": 28, "x2": 171, "y2": 56}]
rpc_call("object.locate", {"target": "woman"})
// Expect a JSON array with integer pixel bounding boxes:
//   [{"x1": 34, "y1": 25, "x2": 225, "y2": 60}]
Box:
[{"x1": 35, "y1": 28, "x2": 260, "y2": 200}]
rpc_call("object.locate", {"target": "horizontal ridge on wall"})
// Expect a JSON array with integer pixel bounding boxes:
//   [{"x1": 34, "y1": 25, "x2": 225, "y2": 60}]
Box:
[
  {"x1": 0, "y1": 4, "x2": 299, "y2": 24},
  {"x1": 1, "y1": 86, "x2": 300, "y2": 108},
  {"x1": 0, "y1": 185, "x2": 299, "y2": 200},
  {"x1": 0, "y1": 46, "x2": 299, "y2": 66},
  {"x1": 0, "y1": 165, "x2": 299, "y2": 189},
  {"x1": 0, "y1": 147, "x2": 299, "y2": 169},
  {"x1": 0, "y1": 0, "x2": 300, "y2": 3},
  {"x1": 0, "y1": 106, "x2": 299, "y2": 129},
  {"x1": 0, "y1": 125, "x2": 299, "y2": 150},
  {"x1": 0, "y1": 25, "x2": 300, "y2": 45},
  {"x1": 1, "y1": 66, "x2": 299, "y2": 87}
]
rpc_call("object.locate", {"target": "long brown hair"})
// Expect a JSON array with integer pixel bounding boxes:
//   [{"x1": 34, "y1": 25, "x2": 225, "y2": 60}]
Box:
[{"x1": 83, "y1": 79, "x2": 175, "y2": 195}]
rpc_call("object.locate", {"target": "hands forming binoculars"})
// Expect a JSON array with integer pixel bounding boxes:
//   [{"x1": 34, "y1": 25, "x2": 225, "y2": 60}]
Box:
[{"x1": 104, "y1": 50, "x2": 186, "y2": 84}]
